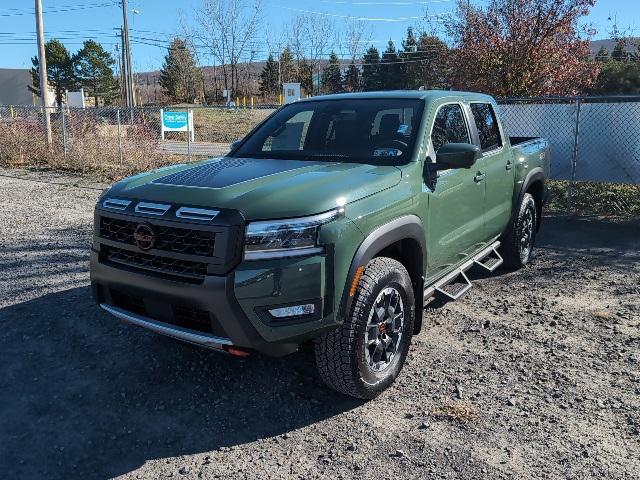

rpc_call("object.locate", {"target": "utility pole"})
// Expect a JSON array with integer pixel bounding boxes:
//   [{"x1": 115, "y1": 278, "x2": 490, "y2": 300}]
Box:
[
  {"x1": 121, "y1": 0, "x2": 135, "y2": 106},
  {"x1": 35, "y1": 0, "x2": 52, "y2": 145},
  {"x1": 115, "y1": 42, "x2": 126, "y2": 106},
  {"x1": 119, "y1": 28, "x2": 130, "y2": 106}
]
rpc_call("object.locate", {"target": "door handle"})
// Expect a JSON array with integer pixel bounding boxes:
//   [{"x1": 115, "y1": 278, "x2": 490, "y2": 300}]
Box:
[
  {"x1": 506, "y1": 160, "x2": 512, "y2": 170},
  {"x1": 473, "y1": 172, "x2": 485, "y2": 183}
]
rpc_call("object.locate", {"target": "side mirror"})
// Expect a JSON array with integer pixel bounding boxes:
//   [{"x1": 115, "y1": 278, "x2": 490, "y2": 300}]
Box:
[
  {"x1": 435, "y1": 143, "x2": 481, "y2": 169},
  {"x1": 230, "y1": 138, "x2": 242, "y2": 150}
]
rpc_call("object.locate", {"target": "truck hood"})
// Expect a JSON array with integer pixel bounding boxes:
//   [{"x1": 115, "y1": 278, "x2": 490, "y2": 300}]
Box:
[{"x1": 108, "y1": 157, "x2": 401, "y2": 220}]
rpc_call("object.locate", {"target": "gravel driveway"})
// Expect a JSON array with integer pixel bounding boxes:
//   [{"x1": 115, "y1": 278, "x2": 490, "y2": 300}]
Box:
[{"x1": 1, "y1": 167, "x2": 638, "y2": 480}]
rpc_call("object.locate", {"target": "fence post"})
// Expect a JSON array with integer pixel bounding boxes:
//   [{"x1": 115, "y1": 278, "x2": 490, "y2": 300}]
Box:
[
  {"x1": 60, "y1": 107, "x2": 68, "y2": 161},
  {"x1": 567, "y1": 97, "x2": 582, "y2": 215},
  {"x1": 187, "y1": 108, "x2": 192, "y2": 162},
  {"x1": 116, "y1": 109, "x2": 124, "y2": 165}
]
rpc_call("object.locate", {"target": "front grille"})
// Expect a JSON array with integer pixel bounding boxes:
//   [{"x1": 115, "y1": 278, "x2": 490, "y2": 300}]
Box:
[
  {"x1": 100, "y1": 217, "x2": 216, "y2": 256},
  {"x1": 102, "y1": 245, "x2": 208, "y2": 279}
]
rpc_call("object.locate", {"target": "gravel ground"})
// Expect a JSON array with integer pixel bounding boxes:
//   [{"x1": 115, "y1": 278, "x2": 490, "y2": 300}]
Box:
[{"x1": 1, "y1": 167, "x2": 638, "y2": 480}]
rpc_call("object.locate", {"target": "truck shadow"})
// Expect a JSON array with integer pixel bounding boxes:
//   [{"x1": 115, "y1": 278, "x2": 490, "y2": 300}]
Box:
[{"x1": 0, "y1": 287, "x2": 361, "y2": 480}]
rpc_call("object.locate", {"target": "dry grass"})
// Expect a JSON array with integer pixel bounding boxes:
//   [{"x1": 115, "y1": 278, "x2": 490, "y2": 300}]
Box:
[
  {"x1": 0, "y1": 116, "x2": 183, "y2": 182},
  {"x1": 591, "y1": 310, "x2": 614, "y2": 320},
  {"x1": 430, "y1": 401, "x2": 479, "y2": 423},
  {"x1": 192, "y1": 108, "x2": 270, "y2": 142},
  {"x1": 547, "y1": 179, "x2": 640, "y2": 217}
]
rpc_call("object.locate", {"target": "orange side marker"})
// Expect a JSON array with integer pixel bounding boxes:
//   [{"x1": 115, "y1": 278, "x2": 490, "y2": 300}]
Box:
[{"x1": 349, "y1": 266, "x2": 365, "y2": 297}]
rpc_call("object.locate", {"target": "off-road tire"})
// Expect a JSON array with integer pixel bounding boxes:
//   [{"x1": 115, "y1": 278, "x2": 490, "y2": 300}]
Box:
[
  {"x1": 500, "y1": 193, "x2": 537, "y2": 270},
  {"x1": 314, "y1": 257, "x2": 415, "y2": 399}
]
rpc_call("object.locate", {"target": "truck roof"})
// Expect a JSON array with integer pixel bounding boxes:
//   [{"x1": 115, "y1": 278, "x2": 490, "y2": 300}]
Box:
[{"x1": 297, "y1": 90, "x2": 496, "y2": 104}]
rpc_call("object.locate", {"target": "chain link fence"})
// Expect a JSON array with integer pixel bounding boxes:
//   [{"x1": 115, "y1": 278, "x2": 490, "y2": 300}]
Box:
[
  {"x1": 498, "y1": 96, "x2": 640, "y2": 216},
  {"x1": 0, "y1": 104, "x2": 275, "y2": 180},
  {"x1": 1, "y1": 98, "x2": 639, "y2": 216}
]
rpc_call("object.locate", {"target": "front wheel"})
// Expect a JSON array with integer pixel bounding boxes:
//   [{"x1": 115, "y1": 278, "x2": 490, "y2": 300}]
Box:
[
  {"x1": 500, "y1": 192, "x2": 537, "y2": 269},
  {"x1": 314, "y1": 257, "x2": 415, "y2": 399}
]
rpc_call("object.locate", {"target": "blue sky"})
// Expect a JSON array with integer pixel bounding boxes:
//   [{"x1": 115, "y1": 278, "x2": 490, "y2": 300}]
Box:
[{"x1": 0, "y1": 0, "x2": 638, "y2": 71}]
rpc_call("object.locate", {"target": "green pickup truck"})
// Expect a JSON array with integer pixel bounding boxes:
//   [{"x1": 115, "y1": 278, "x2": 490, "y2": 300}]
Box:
[{"x1": 91, "y1": 91, "x2": 549, "y2": 398}]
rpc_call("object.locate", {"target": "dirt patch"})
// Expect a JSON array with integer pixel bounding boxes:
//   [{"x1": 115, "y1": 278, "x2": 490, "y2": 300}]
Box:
[{"x1": 0, "y1": 169, "x2": 638, "y2": 479}]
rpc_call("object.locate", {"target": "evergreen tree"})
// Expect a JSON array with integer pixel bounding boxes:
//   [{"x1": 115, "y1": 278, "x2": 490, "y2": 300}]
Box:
[
  {"x1": 590, "y1": 40, "x2": 640, "y2": 94},
  {"x1": 361, "y1": 47, "x2": 382, "y2": 91},
  {"x1": 343, "y1": 62, "x2": 360, "y2": 92},
  {"x1": 259, "y1": 53, "x2": 279, "y2": 98},
  {"x1": 74, "y1": 40, "x2": 119, "y2": 106},
  {"x1": 321, "y1": 51, "x2": 343, "y2": 94},
  {"x1": 159, "y1": 38, "x2": 200, "y2": 103},
  {"x1": 298, "y1": 60, "x2": 314, "y2": 96},
  {"x1": 400, "y1": 27, "x2": 420, "y2": 89},
  {"x1": 279, "y1": 46, "x2": 296, "y2": 85},
  {"x1": 29, "y1": 39, "x2": 77, "y2": 106},
  {"x1": 611, "y1": 40, "x2": 629, "y2": 62},
  {"x1": 380, "y1": 40, "x2": 401, "y2": 90}
]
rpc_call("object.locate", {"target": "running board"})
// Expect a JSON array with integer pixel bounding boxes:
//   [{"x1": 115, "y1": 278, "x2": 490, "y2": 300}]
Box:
[
  {"x1": 435, "y1": 270, "x2": 472, "y2": 300},
  {"x1": 473, "y1": 245, "x2": 503, "y2": 272},
  {"x1": 424, "y1": 241, "x2": 501, "y2": 305}
]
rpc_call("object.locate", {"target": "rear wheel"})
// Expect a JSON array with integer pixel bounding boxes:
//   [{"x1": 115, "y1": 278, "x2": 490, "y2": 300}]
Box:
[
  {"x1": 500, "y1": 193, "x2": 537, "y2": 269},
  {"x1": 314, "y1": 257, "x2": 415, "y2": 399}
]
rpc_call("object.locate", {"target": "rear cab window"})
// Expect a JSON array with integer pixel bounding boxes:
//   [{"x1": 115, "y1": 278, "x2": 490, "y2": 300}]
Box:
[{"x1": 470, "y1": 102, "x2": 503, "y2": 152}]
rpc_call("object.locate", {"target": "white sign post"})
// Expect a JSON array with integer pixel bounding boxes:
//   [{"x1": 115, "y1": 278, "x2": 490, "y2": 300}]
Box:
[
  {"x1": 282, "y1": 83, "x2": 301, "y2": 104},
  {"x1": 160, "y1": 109, "x2": 194, "y2": 141}
]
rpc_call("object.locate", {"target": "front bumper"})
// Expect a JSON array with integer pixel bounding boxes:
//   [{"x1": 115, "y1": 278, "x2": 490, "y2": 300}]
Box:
[
  {"x1": 100, "y1": 303, "x2": 233, "y2": 351},
  {"x1": 90, "y1": 249, "x2": 337, "y2": 357}
]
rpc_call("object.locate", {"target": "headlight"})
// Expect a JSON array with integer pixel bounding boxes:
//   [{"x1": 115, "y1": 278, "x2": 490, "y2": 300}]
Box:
[{"x1": 244, "y1": 209, "x2": 343, "y2": 260}]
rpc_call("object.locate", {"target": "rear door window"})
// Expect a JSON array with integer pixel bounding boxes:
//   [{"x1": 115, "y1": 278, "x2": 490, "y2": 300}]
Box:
[
  {"x1": 470, "y1": 103, "x2": 502, "y2": 152},
  {"x1": 430, "y1": 104, "x2": 470, "y2": 152}
]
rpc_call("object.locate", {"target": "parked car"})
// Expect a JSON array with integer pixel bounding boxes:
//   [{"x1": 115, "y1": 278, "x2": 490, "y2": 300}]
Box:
[{"x1": 91, "y1": 91, "x2": 550, "y2": 398}]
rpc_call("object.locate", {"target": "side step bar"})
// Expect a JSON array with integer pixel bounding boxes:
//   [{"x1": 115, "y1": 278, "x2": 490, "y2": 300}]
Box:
[
  {"x1": 424, "y1": 241, "x2": 501, "y2": 305},
  {"x1": 473, "y1": 244, "x2": 503, "y2": 272}
]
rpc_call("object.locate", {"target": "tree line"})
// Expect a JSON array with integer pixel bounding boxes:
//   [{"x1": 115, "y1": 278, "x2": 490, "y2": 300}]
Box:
[
  {"x1": 254, "y1": 29, "x2": 451, "y2": 98},
  {"x1": 160, "y1": 0, "x2": 639, "y2": 104},
  {"x1": 30, "y1": 39, "x2": 119, "y2": 106},
  {"x1": 31, "y1": 0, "x2": 640, "y2": 107}
]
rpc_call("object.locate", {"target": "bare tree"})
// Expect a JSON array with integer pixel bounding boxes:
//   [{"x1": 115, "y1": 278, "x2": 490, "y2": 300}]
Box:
[
  {"x1": 286, "y1": 14, "x2": 335, "y2": 94},
  {"x1": 191, "y1": 0, "x2": 263, "y2": 98},
  {"x1": 344, "y1": 19, "x2": 372, "y2": 63}
]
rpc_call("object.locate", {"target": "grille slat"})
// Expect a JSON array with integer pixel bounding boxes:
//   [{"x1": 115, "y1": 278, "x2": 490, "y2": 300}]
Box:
[
  {"x1": 102, "y1": 245, "x2": 208, "y2": 279},
  {"x1": 100, "y1": 217, "x2": 215, "y2": 256}
]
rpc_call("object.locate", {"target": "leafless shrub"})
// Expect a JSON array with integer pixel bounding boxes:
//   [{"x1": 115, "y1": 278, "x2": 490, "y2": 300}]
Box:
[{"x1": 0, "y1": 115, "x2": 179, "y2": 182}]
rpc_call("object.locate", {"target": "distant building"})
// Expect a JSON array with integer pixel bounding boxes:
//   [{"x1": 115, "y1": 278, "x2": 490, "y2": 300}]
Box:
[{"x1": 0, "y1": 68, "x2": 34, "y2": 105}]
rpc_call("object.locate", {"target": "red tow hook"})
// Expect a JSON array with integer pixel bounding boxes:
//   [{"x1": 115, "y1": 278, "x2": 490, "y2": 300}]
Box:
[{"x1": 224, "y1": 346, "x2": 251, "y2": 358}]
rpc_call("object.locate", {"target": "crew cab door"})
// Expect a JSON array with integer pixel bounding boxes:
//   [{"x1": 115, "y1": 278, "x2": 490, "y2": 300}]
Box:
[
  {"x1": 469, "y1": 102, "x2": 514, "y2": 239},
  {"x1": 424, "y1": 103, "x2": 486, "y2": 277}
]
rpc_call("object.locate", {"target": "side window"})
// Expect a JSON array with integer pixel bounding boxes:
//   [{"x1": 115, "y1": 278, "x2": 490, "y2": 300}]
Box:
[
  {"x1": 262, "y1": 110, "x2": 313, "y2": 151},
  {"x1": 470, "y1": 103, "x2": 502, "y2": 151},
  {"x1": 430, "y1": 104, "x2": 470, "y2": 152}
]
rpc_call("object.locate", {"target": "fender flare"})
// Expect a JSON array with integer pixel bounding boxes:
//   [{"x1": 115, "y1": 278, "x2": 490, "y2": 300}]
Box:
[
  {"x1": 340, "y1": 215, "x2": 426, "y2": 331},
  {"x1": 504, "y1": 168, "x2": 545, "y2": 238}
]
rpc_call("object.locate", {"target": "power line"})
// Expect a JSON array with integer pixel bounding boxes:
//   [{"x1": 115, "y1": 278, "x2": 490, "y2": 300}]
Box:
[
  {"x1": 279, "y1": 6, "x2": 451, "y2": 22},
  {"x1": 318, "y1": 0, "x2": 450, "y2": 4},
  {"x1": 0, "y1": 1, "x2": 118, "y2": 16}
]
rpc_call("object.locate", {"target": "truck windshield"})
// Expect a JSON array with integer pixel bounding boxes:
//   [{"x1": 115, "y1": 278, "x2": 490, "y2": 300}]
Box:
[{"x1": 230, "y1": 98, "x2": 424, "y2": 165}]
